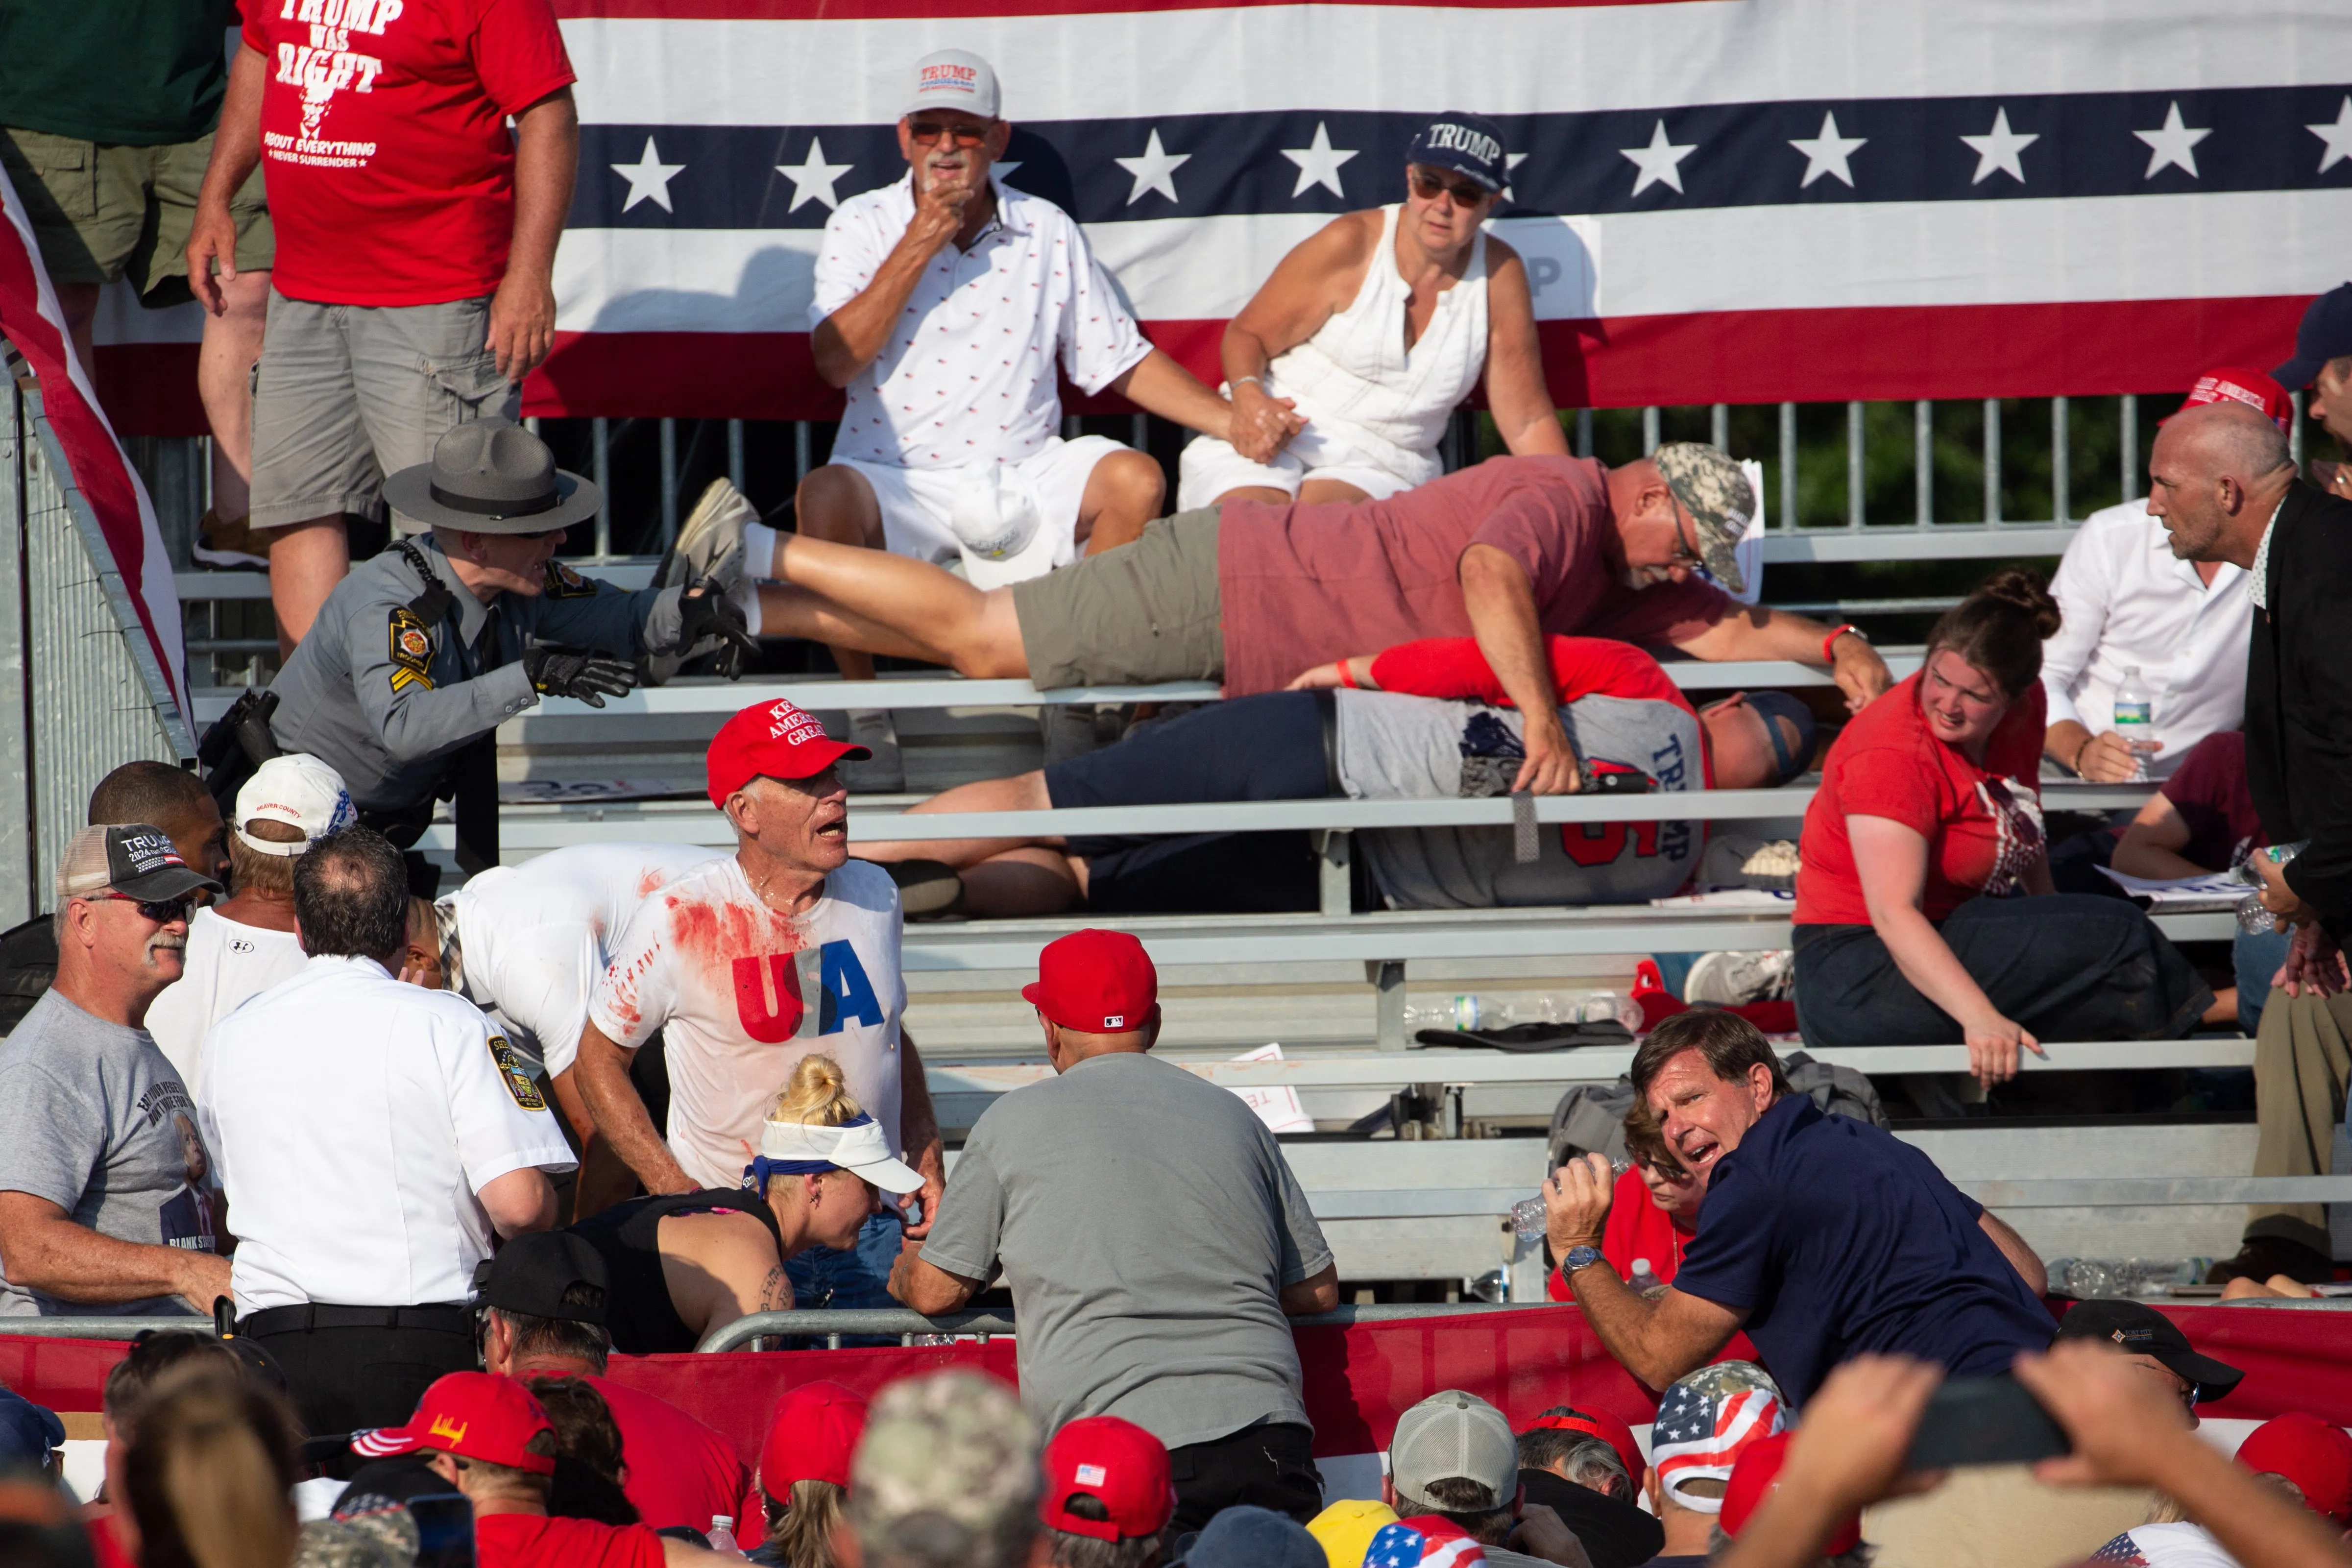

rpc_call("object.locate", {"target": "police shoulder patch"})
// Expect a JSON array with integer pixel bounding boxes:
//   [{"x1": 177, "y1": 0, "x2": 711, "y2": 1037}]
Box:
[
  {"x1": 544, "y1": 560, "x2": 597, "y2": 599},
  {"x1": 388, "y1": 606, "x2": 435, "y2": 694},
  {"x1": 488, "y1": 1036, "x2": 547, "y2": 1111}
]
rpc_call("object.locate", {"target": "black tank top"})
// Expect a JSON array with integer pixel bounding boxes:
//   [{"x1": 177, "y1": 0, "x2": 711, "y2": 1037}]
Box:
[{"x1": 565, "y1": 1189, "x2": 785, "y2": 1353}]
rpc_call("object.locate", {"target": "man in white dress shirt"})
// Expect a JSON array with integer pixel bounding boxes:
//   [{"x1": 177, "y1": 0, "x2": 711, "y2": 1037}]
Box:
[
  {"x1": 199, "y1": 826, "x2": 571, "y2": 1441},
  {"x1": 760, "y1": 48, "x2": 1278, "y2": 786},
  {"x1": 2041, "y1": 367, "x2": 2283, "y2": 784},
  {"x1": 144, "y1": 753, "x2": 356, "y2": 1083}
]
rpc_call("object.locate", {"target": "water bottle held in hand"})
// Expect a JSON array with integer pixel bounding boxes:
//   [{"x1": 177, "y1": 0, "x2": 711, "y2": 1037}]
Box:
[
  {"x1": 1509, "y1": 1158, "x2": 1634, "y2": 1240},
  {"x1": 2235, "y1": 841, "x2": 2310, "y2": 933},
  {"x1": 2112, "y1": 668, "x2": 2158, "y2": 761},
  {"x1": 707, "y1": 1517, "x2": 746, "y2": 1558}
]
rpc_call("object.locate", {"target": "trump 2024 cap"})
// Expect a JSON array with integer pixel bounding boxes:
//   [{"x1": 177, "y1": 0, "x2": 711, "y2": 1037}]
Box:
[{"x1": 1021, "y1": 928, "x2": 1158, "y2": 1034}]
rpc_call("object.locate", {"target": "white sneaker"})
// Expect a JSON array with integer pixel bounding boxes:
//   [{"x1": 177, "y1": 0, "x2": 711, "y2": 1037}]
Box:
[
  {"x1": 840, "y1": 709, "x2": 906, "y2": 793},
  {"x1": 657, "y1": 478, "x2": 756, "y2": 593},
  {"x1": 1684, "y1": 947, "x2": 1795, "y2": 1006}
]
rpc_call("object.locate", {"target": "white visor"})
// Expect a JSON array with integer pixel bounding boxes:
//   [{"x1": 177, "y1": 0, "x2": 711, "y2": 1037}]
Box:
[{"x1": 758, "y1": 1113, "x2": 925, "y2": 1195}]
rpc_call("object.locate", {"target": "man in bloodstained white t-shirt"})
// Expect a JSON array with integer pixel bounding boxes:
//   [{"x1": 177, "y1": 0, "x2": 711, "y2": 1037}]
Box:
[
  {"x1": 575, "y1": 699, "x2": 942, "y2": 1308},
  {"x1": 147, "y1": 753, "x2": 357, "y2": 1085},
  {"x1": 744, "y1": 48, "x2": 1286, "y2": 787}
]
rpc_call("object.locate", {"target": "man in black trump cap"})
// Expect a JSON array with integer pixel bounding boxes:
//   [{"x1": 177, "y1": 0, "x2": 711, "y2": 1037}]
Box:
[
  {"x1": 477, "y1": 1230, "x2": 756, "y2": 1531},
  {"x1": 2050, "y1": 1298, "x2": 2244, "y2": 1423}
]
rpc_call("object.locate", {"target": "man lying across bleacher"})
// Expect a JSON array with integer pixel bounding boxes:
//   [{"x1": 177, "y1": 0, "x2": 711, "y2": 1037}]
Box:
[
  {"x1": 739, "y1": 445, "x2": 1890, "y2": 795},
  {"x1": 853, "y1": 634, "x2": 1816, "y2": 916}
]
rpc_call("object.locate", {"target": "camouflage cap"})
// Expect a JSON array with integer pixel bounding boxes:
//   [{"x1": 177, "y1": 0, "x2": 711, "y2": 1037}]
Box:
[
  {"x1": 1650, "y1": 442, "x2": 1755, "y2": 594},
  {"x1": 852, "y1": 1371, "x2": 1040, "y2": 1563},
  {"x1": 294, "y1": 1506, "x2": 418, "y2": 1568}
]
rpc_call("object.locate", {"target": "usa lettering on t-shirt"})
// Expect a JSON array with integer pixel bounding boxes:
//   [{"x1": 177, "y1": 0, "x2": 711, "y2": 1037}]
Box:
[{"x1": 732, "y1": 940, "x2": 886, "y2": 1044}]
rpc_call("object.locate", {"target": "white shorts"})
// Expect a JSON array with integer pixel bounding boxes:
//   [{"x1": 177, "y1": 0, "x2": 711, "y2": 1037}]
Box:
[
  {"x1": 1176, "y1": 423, "x2": 1438, "y2": 510},
  {"x1": 830, "y1": 435, "x2": 1130, "y2": 589}
]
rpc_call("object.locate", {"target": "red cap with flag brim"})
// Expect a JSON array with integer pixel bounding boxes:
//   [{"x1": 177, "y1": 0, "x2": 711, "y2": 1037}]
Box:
[
  {"x1": 706, "y1": 699, "x2": 869, "y2": 805},
  {"x1": 1720, "y1": 1432, "x2": 1861, "y2": 1554},
  {"x1": 761, "y1": 1380, "x2": 868, "y2": 1500},
  {"x1": 349, "y1": 1373, "x2": 555, "y2": 1475}
]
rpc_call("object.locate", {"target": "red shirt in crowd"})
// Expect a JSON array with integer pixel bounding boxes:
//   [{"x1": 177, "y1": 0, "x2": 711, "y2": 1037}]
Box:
[
  {"x1": 2158, "y1": 730, "x2": 2265, "y2": 872},
  {"x1": 475, "y1": 1512, "x2": 667, "y2": 1568},
  {"x1": 588, "y1": 1373, "x2": 761, "y2": 1534},
  {"x1": 1545, "y1": 1167, "x2": 1760, "y2": 1362},
  {"x1": 1216, "y1": 456, "x2": 1734, "y2": 698},
  {"x1": 1794, "y1": 672, "x2": 2048, "y2": 926},
  {"x1": 242, "y1": 0, "x2": 576, "y2": 306}
]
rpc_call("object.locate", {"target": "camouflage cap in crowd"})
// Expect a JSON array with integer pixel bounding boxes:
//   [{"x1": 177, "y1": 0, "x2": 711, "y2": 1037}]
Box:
[
  {"x1": 1650, "y1": 442, "x2": 1755, "y2": 594},
  {"x1": 851, "y1": 1371, "x2": 1041, "y2": 1566},
  {"x1": 293, "y1": 1504, "x2": 418, "y2": 1568}
]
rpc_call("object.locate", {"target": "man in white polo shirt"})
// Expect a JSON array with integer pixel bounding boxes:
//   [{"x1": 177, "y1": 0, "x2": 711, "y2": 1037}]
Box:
[
  {"x1": 432, "y1": 840, "x2": 721, "y2": 1216},
  {"x1": 757, "y1": 48, "x2": 1283, "y2": 787},
  {"x1": 575, "y1": 698, "x2": 943, "y2": 1312},
  {"x1": 198, "y1": 826, "x2": 571, "y2": 1440},
  {"x1": 146, "y1": 753, "x2": 356, "y2": 1084}
]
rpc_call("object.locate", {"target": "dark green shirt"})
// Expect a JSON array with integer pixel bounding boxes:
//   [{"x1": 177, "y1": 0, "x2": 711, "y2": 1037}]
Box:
[{"x1": 0, "y1": 0, "x2": 240, "y2": 145}]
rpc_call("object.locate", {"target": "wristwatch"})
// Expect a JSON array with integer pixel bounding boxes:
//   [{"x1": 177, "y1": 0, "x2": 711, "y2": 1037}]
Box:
[{"x1": 1560, "y1": 1245, "x2": 1608, "y2": 1276}]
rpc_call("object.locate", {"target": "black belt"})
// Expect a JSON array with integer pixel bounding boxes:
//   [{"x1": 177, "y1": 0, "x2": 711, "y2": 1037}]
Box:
[{"x1": 239, "y1": 1303, "x2": 473, "y2": 1337}]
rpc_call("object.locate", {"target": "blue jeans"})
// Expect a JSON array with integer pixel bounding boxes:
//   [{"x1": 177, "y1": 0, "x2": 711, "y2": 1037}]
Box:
[
  {"x1": 2236, "y1": 927, "x2": 2296, "y2": 1035},
  {"x1": 782, "y1": 1209, "x2": 903, "y2": 1311}
]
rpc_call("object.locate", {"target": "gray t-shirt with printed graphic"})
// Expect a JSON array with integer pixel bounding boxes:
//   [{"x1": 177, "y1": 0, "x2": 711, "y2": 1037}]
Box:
[
  {"x1": 1336, "y1": 688, "x2": 1706, "y2": 910},
  {"x1": 0, "y1": 989, "x2": 220, "y2": 1316}
]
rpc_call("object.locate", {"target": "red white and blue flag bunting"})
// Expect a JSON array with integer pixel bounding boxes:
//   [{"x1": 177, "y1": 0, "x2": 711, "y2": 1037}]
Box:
[{"x1": 93, "y1": 0, "x2": 2352, "y2": 432}]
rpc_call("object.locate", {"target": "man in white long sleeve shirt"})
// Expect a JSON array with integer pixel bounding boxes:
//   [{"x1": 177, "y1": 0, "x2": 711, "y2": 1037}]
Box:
[{"x1": 2041, "y1": 368, "x2": 2282, "y2": 783}]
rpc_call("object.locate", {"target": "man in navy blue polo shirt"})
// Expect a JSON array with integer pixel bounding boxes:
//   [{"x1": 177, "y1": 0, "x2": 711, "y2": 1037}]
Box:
[{"x1": 1541, "y1": 1011, "x2": 2053, "y2": 1404}]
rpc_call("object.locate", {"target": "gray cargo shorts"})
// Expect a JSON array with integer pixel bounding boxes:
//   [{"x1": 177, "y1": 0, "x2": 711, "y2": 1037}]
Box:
[
  {"x1": 249, "y1": 291, "x2": 520, "y2": 531},
  {"x1": 1011, "y1": 507, "x2": 1225, "y2": 689}
]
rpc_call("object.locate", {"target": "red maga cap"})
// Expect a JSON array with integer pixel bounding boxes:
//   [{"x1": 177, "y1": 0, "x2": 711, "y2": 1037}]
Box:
[
  {"x1": 2162, "y1": 365, "x2": 2294, "y2": 432},
  {"x1": 1039, "y1": 1417, "x2": 1174, "y2": 1542},
  {"x1": 2238, "y1": 1412, "x2": 2352, "y2": 1524},
  {"x1": 1021, "y1": 929, "x2": 1158, "y2": 1034},
  {"x1": 706, "y1": 699, "x2": 870, "y2": 805},
  {"x1": 350, "y1": 1373, "x2": 555, "y2": 1475},
  {"x1": 1528, "y1": 1407, "x2": 1647, "y2": 1492},
  {"x1": 1719, "y1": 1433, "x2": 1861, "y2": 1554},
  {"x1": 761, "y1": 1380, "x2": 870, "y2": 1500}
]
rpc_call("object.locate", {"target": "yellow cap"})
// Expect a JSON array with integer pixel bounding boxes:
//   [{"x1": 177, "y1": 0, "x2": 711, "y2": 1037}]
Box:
[{"x1": 1306, "y1": 1499, "x2": 1400, "y2": 1568}]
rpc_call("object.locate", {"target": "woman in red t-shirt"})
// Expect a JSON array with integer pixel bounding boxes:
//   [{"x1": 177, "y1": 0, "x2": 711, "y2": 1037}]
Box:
[{"x1": 1792, "y1": 570, "x2": 2212, "y2": 1086}]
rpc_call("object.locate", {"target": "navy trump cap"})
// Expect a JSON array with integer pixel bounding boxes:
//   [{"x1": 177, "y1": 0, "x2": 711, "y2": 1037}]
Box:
[
  {"x1": 1406, "y1": 112, "x2": 1509, "y2": 193},
  {"x1": 2275, "y1": 282, "x2": 2352, "y2": 390}
]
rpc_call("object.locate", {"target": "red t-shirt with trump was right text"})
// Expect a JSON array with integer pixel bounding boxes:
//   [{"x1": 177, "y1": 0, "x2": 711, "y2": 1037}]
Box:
[{"x1": 242, "y1": 0, "x2": 575, "y2": 306}]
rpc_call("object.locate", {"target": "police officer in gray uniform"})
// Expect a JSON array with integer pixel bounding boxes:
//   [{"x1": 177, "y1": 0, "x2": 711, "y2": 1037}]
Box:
[{"x1": 218, "y1": 421, "x2": 751, "y2": 884}]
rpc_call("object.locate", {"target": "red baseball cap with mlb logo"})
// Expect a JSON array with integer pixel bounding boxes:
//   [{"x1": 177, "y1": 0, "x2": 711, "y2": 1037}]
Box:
[
  {"x1": 1022, "y1": 929, "x2": 1158, "y2": 1034},
  {"x1": 350, "y1": 1373, "x2": 556, "y2": 1475},
  {"x1": 706, "y1": 698, "x2": 872, "y2": 805},
  {"x1": 1039, "y1": 1416, "x2": 1174, "y2": 1542}
]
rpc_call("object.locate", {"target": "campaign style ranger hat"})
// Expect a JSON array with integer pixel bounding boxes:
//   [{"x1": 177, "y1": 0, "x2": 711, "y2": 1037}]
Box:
[
  {"x1": 1040, "y1": 1416, "x2": 1175, "y2": 1543},
  {"x1": 381, "y1": 421, "x2": 603, "y2": 534},
  {"x1": 351, "y1": 1373, "x2": 557, "y2": 1475},
  {"x1": 56, "y1": 823, "x2": 222, "y2": 904},
  {"x1": 706, "y1": 698, "x2": 871, "y2": 804},
  {"x1": 1651, "y1": 443, "x2": 1757, "y2": 595}
]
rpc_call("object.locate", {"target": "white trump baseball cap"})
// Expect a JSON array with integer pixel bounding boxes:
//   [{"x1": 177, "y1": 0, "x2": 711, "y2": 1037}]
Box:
[
  {"x1": 904, "y1": 49, "x2": 1000, "y2": 120},
  {"x1": 234, "y1": 753, "x2": 357, "y2": 857}
]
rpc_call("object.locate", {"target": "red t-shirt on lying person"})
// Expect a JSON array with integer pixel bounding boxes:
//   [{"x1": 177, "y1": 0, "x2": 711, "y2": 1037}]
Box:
[
  {"x1": 1793, "y1": 672, "x2": 2047, "y2": 926},
  {"x1": 588, "y1": 1373, "x2": 760, "y2": 1534},
  {"x1": 1216, "y1": 456, "x2": 1733, "y2": 697},
  {"x1": 243, "y1": 0, "x2": 576, "y2": 306},
  {"x1": 2158, "y1": 730, "x2": 2265, "y2": 872},
  {"x1": 474, "y1": 1512, "x2": 667, "y2": 1568}
]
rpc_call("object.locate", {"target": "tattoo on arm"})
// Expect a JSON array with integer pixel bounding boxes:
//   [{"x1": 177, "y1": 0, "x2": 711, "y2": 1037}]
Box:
[{"x1": 758, "y1": 1265, "x2": 792, "y2": 1312}]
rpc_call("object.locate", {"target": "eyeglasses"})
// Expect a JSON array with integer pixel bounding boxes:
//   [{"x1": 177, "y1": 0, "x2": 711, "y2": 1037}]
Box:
[
  {"x1": 92, "y1": 892, "x2": 199, "y2": 923},
  {"x1": 1408, "y1": 167, "x2": 1495, "y2": 207},
  {"x1": 906, "y1": 119, "x2": 992, "y2": 147},
  {"x1": 1664, "y1": 497, "x2": 1705, "y2": 570}
]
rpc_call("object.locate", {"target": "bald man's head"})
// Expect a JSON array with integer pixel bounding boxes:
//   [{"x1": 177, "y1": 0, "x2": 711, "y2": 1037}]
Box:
[{"x1": 2147, "y1": 401, "x2": 2298, "y2": 567}]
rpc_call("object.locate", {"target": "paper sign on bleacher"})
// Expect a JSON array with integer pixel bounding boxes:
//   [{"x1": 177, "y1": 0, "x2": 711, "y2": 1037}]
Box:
[{"x1": 1229, "y1": 1044, "x2": 1314, "y2": 1134}]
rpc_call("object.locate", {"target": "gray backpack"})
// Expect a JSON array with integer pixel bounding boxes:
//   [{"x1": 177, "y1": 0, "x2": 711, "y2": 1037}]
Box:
[{"x1": 1544, "y1": 1049, "x2": 1886, "y2": 1173}]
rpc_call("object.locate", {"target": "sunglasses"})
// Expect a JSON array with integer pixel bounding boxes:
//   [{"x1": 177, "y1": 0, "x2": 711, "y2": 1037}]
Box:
[
  {"x1": 1408, "y1": 168, "x2": 1495, "y2": 207},
  {"x1": 1665, "y1": 498, "x2": 1705, "y2": 570},
  {"x1": 907, "y1": 120, "x2": 992, "y2": 147},
  {"x1": 93, "y1": 891, "x2": 200, "y2": 923}
]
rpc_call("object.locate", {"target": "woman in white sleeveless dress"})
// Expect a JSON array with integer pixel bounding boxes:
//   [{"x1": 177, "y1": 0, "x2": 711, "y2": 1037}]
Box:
[{"x1": 1179, "y1": 112, "x2": 1568, "y2": 510}]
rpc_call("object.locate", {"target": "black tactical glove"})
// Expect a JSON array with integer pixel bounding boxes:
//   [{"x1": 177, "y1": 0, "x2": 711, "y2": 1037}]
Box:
[
  {"x1": 522, "y1": 645, "x2": 638, "y2": 708},
  {"x1": 674, "y1": 580, "x2": 760, "y2": 680}
]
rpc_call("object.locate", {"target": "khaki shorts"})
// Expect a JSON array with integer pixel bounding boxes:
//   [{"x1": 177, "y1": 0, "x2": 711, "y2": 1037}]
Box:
[
  {"x1": 249, "y1": 291, "x2": 519, "y2": 531},
  {"x1": 0, "y1": 127, "x2": 271, "y2": 301},
  {"x1": 1011, "y1": 507, "x2": 1225, "y2": 689}
]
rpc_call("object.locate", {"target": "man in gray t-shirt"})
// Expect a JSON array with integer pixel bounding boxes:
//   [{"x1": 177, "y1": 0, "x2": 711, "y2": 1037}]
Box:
[
  {"x1": 891, "y1": 929, "x2": 1337, "y2": 1533},
  {"x1": 0, "y1": 824, "x2": 228, "y2": 1317}
]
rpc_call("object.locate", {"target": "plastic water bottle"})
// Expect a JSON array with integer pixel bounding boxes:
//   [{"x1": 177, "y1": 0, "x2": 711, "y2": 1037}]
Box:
[
  {"x1": 1509, "y1": 1159, "x2": 1635, "y2": 1239},
  {"x1": 1404, "y1": 994, "x2": 1563, "y2": 1032},
  {"x1": 707, "y1": 1516, "x2": 746, "y2": 1558},
  {"x1": 2112, "y1": 668, "x2": 2158, "y2": 765},
  {"x1": 2235, "y1": 841, "x2": 2309, "y2": 933}
]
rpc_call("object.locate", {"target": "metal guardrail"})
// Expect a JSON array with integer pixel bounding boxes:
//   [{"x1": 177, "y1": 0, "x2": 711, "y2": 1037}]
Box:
[
  {"x1": 693, "y1": 1300, "x2": 1558, "y2": 1352},
  {"x1": 0, "y1": 1316, "x2": 213, "y2": 1340}
]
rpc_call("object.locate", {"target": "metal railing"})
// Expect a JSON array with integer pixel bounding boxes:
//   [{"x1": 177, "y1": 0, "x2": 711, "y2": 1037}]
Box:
[{"x1": 694, "y1": 1300, "x2": 1556, "y2": 1353}]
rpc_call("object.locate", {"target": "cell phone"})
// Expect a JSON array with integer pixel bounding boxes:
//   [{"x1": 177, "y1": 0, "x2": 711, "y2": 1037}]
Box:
[
  {"x1": 409, "y1": 1493, "x2": 475, "y2": 1568},
  {"x1": 1590, "y1": 771, "x2": 1652, "y2": 795},
  {"x1": 1902, "y1": 1375, "x2": 2069, "y2": 1470}
]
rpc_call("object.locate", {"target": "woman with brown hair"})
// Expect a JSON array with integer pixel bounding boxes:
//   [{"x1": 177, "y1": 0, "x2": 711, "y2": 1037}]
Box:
[
  {"x1": 113, "y1": 1364, "x2": 302, "y2": 1568},
  {"x1": 1791, "y1": 568, "x2": 2212, "y2": 1086}
]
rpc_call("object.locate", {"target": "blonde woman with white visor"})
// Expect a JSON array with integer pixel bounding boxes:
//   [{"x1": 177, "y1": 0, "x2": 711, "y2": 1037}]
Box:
[{"x1": 561, "y1": 1056, "x2": 923, "y2": 1352}]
